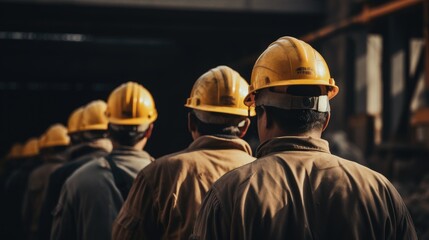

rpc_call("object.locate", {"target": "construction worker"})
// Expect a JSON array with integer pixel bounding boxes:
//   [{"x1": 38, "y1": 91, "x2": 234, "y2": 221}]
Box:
[
  {"x1": 191, "y1": 37, "x2": 417, "y2": 239},
  {"x1": 0, "y1": 143, "x2": 25, "y2": 191},
  {"x1": 67, "y1": 106, "x2": 84, "y2": 146},
  {"x1": 22, "y1": 124, "x2": 70, "y2": 240},
  {"x1": 0, "y1": 143, "x2": 23, "y2": 235},
  {"x1": 38, "y1": 101, "x2": 113, "y2": 240},
  {"x1": 0, "y1": 143, "x2": 24, "y2": 174},
  {"x1": 51, "y1": 82, "x2": 157, "y2": 240},
  {"x1": 2, "y1": 139, "x2": 41, "y2": 240},
  {"x1": 0, "y1": 143, "x2": 24, "y2": 200},
  {"x1": 112, "y1": 66, "x2": 256, "y2": 240}
]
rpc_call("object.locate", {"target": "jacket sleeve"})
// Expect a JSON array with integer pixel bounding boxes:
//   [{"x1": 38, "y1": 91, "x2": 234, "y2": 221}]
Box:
[
  {"x1": 386, "y1": 182, "x2": 418, "y2": 240},
  {"x1": 51, "y1": 172, "x2": 123, "y2": 240},
  {"x1": 112, "y1": 171, "x2": 162, "y2": 240},
  {"x1": 21, "y1": 173, "x2": 36, "y2": 239},
  {"x1": 50, "y1": 184, "x2": 75, "y2": 240},
  {"x1": 38, "y1": 171, "x2": 60, "y2": 240},
  {"x1": 190, "y1": 188, "x2": 228, "y2": 240}
]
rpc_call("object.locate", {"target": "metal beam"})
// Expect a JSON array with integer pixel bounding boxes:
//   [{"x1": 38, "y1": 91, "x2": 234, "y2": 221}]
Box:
[
  {"x1": 0, "y1": 0, "x2": 323, "y2": 13},
  {"x1": 425, "y1": 0, "x2": 429, "y2": 88},
  {"x1": 395, "y1": 42, "x2": 425, "y2": 138},
  {"x1": 301, "y1": 0, "x2": 423, "y2": 43}
]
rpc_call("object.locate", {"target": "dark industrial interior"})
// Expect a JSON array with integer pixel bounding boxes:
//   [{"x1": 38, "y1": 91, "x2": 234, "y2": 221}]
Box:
[{"x1": 1, "y1": 0, "x2": 428, "y2": 238}]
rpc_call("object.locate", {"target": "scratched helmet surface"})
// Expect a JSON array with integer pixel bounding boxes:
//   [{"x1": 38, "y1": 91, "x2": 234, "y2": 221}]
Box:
[
  {"x1": 185, "y1": 65, "x2": 255, "y2": 117},
  {"x1": 80, "y1": 100, "x2": 108, "y2": 131},
  {"x1": 244, "y1": 36, "x2": 339, "y2": 107},
  {"x1": 105, "y1": 82, "x2": 158, "y2": 126}
]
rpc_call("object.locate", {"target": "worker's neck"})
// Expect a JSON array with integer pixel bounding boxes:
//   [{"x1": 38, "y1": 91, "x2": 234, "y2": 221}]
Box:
[
  {"x1": 111, "y1": 138, "x2": 147, "y2": 151},
  {"x1": 262, "y1": 125, "x2": 322, "y2": 142}
]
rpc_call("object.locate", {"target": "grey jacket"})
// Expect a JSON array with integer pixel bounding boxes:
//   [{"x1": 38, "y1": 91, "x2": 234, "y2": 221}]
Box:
[
  {"x1": 22, "y1": 153, "x2": 66, "y2": 240},
  {"x1": 50, "y1": 147, "x2": 153, "y2": 240}
]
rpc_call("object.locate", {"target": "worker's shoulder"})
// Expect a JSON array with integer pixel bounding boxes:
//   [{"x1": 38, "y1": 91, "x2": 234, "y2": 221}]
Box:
[
  {"x1": 325, "y1": 154, "x2": 397, "y2": 194},
  {"x1": 211, "y1": 158, "x2": 257, "y2": 192},
  {"x1": 64, "y1": 157, "x2": 111, "y2": 190},
  {"x1": 337, "y1": 155, "x2": 388, "y2": 179},
  {"x1": 148, "y1": 148, "x2": 205, "y2": 170}
]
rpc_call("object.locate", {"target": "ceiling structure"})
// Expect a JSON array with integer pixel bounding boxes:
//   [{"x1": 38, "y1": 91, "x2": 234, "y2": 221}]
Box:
[{"x1": 0, "y1": 0, "x2": 324, "y2": 157}]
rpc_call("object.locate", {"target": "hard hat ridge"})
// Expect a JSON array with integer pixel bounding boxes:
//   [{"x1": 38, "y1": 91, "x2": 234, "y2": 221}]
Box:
[
  {"x1": 106, "y1": 81, "x2": 158, "y2": 126},
  {"x1": 245, "y1": 36, "x2": 339, "y2": 108},
  {"x1": 185, "y1": 65, "x2": 256, "y2": 117}
]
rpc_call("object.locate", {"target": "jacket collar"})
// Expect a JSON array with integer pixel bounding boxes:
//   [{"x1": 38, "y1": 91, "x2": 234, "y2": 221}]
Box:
[
  {"x1": 109, "y1": 146, "x2": 153, "y2": 162},
  {"x1": 68, "y1": 138, "x2": 112, "y2": 160},
  {"x1": 256, "y1": 136, "x2": 330, "y2": 158},
  {"x1": 188, "y1": 135, "x2": 252, "y2": 156}
]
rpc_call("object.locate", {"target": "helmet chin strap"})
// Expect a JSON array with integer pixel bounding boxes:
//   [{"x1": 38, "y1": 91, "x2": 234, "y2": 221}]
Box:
[{"x1": 255, "y1": 89, "x2": 330, "y2": 112}]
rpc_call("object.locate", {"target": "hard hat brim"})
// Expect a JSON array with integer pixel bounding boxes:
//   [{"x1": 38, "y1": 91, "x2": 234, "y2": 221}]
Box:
[
  {"x1": 107, "y1": 114, "x2": 158, "y2": 126},
  {"x1": 79, "y1": 123, "x2": 109, "y2": 131},
  {"x1": 245, "y1": 79, "x2": 339, "y2": 107},
  {"x1": 184, "y1": 104, "x2": 256, "y2": 117}
]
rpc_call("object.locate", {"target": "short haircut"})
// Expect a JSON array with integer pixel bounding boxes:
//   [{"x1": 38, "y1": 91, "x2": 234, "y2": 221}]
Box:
[
  {"x1": 81, "y1": 130, "x2": 108, "y2": 142},
  {"x1": 40, "y1": 145, "x2": 68, "y2": 155},
  {"x1": 190, "y1": 111, "x2": 246, "y2": 137},
  {"x1": 257, "y1": 106, "x2": 328, "y2": 133},
  {"x1": 256, "y1": 85, "x2": 328, "y2": 134},
  {"x1": 108, "y1": 124, "x2": 147, "y2": 147}
]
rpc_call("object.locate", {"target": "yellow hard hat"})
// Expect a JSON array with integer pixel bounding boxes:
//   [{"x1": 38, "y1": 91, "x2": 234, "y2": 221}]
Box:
[
  {"x1": 67, "y1": 107, "x2": 84, "y2": 133},
  {"x1": 81, "y1": 100, "x2": 108, "y2": 131},
  {"x1": 22, "y1": 138, "x2": 39, "y2": 157},
  {"x1": 6, "y1": 143, "x2": 23, "y2": 159},
  {"x1": 39, "y1": 124, "x2": 70, "y2": 149},
  {"x1": 185, "y1": 65, "x2": 255, "y2": 117},
  {"x1": 244, "y1": 36, "x2": 339, "y2": 107},
  {"x1": 106, "y1": 82, "x2": 158, "y2": 125}
]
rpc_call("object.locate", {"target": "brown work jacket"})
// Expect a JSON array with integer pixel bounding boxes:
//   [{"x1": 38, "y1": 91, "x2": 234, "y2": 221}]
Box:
[
  {"x1": 112, "y1": 135, "x2": 255, "y2": 240},
  {"x1": 191, "y1": 136, "x2": 417, "y2": 240}
]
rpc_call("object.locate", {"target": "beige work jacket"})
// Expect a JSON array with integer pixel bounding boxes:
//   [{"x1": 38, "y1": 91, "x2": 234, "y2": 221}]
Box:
[
  {"x1": 112, "y1": 135, "x2": 255, "y2": 240},
  {"x1": 191, "y1": 136, "x2": 417, "y2": 240}
]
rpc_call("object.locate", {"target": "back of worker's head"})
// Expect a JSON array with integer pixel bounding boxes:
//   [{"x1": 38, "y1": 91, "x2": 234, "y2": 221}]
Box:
[
  {"x1": 245, "y1": 36, "x2": 339, "y2": 135},
  {"x1": 21, "y1": 138, "x2": 40, "y2": 159},
  {"x1": 6, "y1": 142, "x2": 24, "y2": 160},
  {"x1": 80, "y1": 100, "x2": 109, "y2": 142},
  {"x1": 255, "y1": 86, "x2": 329, "y2": 134},
  {"x1": 67, "y1": 106, "x2": 84, "y2": 144},
  {"x1": 39, "y1": 124, "x2": 70, "y2": 155},
  {"x1": 105, "y1": 82, "x2": 157, "y2": 147},
  {"x1": 185, "y1": 65, "x2": 255, "y2": 138}
]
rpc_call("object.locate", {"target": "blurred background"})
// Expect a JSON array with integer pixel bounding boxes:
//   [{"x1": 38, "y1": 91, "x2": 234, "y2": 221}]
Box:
[{"x1": 0, "y1": 0, "x2": 428, "y2": 236}]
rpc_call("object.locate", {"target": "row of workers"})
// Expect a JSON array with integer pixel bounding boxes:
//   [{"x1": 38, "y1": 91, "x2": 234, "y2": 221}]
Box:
[{"x1": 0, "y1": 36, "x2": 418, "y2": 240}]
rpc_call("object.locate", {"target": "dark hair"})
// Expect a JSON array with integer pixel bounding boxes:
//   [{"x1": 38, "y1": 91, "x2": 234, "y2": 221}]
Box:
[
  {"x1": 40, "y1": 145, "x2": 68, "y2": 155},
  {"x1": 190, "y1": 112, "x2": 244, "y2": 137},
  {"x1": 257, "y1": 106, "x2": 328, "y2": 134},
  {"x1": 68, "y1": 132, "x2": 82, "y2": 145},
  {"x1": 256, "y1": 85, "x2": 328, "y2": 134},
  {"x1": 81, "y1": 130, "x2": 108, "y2": 142},
  {"x1": 108, "y1": 124, "x2": 147, "y2": 147}
]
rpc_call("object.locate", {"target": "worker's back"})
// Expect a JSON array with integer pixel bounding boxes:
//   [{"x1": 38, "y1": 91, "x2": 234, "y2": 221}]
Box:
[{"x1": 192, "y1": 136, "x2": 417, "y2": 240}]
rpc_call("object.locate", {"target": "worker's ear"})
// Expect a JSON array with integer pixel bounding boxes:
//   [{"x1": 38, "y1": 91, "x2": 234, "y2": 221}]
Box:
[
  {"x1": 238, "y1": 118, "x2": 251, "y2": 138},
  {"x1": 322, "y1": 112, "x2": 331, "y2": 132},
  {"x1": 259, "y1": 106, "x2": 273, "y2": 129},
  {"x1": 144, "y1": 124, "x2": 154, "y2": 139},
  {"x1": 188, "y1": 112, "x2": 197, "y2": 133}
]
